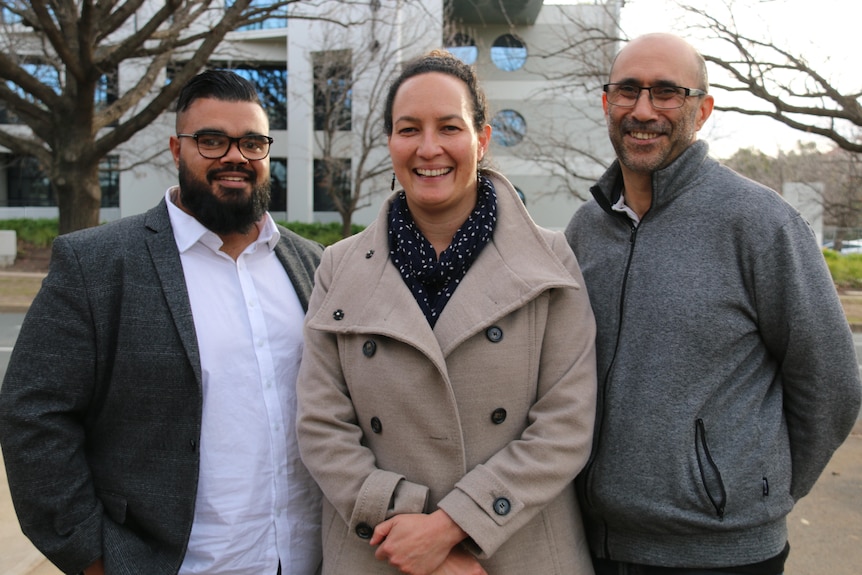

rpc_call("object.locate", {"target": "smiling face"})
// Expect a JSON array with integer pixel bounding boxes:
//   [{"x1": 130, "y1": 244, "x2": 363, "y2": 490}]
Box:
[
  {"x1": 388, "y1": 72, "x2": 491, "y2": 221},
  {"x1": 169, "y1": 97, "x2": 271, "y2": 235},
  {"x1": 604, "y1": 34, "x2": 714, "y2": 178}
]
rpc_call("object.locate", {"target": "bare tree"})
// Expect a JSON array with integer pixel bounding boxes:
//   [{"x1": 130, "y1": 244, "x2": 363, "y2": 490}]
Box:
[
  {"x1": 679, "y1": 2, "x2": 862, "y2": 154},
  {"x1": 725, "y1": 142, "x2": 862, "y2": 246},
  {"x1": 497, "y1": 1, "x2": 621, "y2": 201},
  {"x1": 308, "y1": 1, "x2": 434, "y2": 238},
  {"x1": 512, "y1": 0, "x2": 861, "y2": 204},
  {"x1": 0, "y1": 0, "x2": 339, "y2": 234}
]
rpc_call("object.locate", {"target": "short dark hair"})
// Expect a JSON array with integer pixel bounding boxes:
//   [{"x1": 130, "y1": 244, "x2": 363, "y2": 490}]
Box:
[
  {"x1": 176, "y1": 69, "x2": 263, "y2": 115},
  {"x1": 383, "y1": 49, "x2": 488, "y2": 136}
]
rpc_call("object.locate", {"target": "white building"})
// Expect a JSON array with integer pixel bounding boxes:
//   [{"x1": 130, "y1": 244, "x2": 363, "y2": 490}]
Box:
[{"x1": 0, "y1": 0, "x2": 620, "y2": 231}]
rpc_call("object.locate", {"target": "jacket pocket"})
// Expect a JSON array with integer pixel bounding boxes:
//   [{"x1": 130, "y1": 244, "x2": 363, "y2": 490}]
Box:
[
  {"x1": 695, "y1": 419, "x2": 726, "y2": 519},
  {"x1": 96, "y1": 489, "x2": 128, "y2": 525}
]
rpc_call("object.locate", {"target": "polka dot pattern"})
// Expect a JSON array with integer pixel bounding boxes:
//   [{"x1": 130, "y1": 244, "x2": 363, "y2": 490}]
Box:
[{"x1": 388, "y1": 175, "x2": 498, "y2": 327}]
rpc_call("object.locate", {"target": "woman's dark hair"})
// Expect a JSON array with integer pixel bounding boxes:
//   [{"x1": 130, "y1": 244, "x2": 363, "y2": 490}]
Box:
[
  {"x1": 384, "y1": 49, "x2": 488, "y2": 136},
  {"x1": 176, "y1": 69, "x2": 263, "y2": 114}
]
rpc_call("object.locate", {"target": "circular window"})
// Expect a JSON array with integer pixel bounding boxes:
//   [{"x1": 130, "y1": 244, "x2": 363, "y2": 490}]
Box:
[
  {"x1": 490, "y1": 34, "x2": 527, "y2": 71},
  {"x1": 445, "y1": 32, "x2": 478, "y2": 65},
  {"x1": 491, "y1": 109, "x2": 526, "y2": 147}
]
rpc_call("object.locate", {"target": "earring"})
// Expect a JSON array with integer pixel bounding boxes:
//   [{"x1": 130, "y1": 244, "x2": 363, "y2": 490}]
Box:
[{"x1": 391, "y1": 171, "x2": 396, "y2": 191}]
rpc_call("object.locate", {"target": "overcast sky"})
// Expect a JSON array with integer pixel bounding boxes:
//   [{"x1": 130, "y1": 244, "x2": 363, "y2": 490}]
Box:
[{"x1": 550, "y1": 0, "x2": 855, "y2": 158}]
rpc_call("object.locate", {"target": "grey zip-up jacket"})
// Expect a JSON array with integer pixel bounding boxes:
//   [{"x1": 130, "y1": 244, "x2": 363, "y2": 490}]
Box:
[{"x1": 566, "y1": 141, "x2": 861, "y2": 568}]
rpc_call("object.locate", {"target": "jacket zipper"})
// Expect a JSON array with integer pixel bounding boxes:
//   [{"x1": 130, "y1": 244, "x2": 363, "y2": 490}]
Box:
[
  {"x1": 695, "y1": 418, "x2": 727, "y2": 519},
  {"x1": 583, "y1": 217, "x2": 639, "y2": 556}
]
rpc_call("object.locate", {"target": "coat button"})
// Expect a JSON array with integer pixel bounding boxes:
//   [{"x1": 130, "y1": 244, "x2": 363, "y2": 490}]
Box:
[
  {"x1": 370, "y1": 416, "x2": 382, "y2": 433},
  {"x1": 490, "y1": 408, "x2": 507, "y2": 424},
  {"x1": 362, "y1": 340, "x2": 377, "y2": 357},
  {"x1": 486, "y1": 326, "x2": 503, "y2": 342},
  {"x1": 365, "y1": 249, "x2": 375, "y2": 259},
  {"x1": 333, "y1": 309, "x2": 344, "y2": 321},
  {"x1": 355, "y1": 522, "x2": 373, "y2": 539},
  {"x1": 493, "y1": 497, "x2": 511, "y2": 516}
]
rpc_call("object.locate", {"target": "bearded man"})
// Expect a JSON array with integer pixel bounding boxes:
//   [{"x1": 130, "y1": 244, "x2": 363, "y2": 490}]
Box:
[{"x1": 0, "y1": 70, "x2": 323, "y2": 575}]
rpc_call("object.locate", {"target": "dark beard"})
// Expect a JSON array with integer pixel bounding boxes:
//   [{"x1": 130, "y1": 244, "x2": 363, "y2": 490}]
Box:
[{"x1": 178, "y1": 160, "x2": 271, "y2": 235}]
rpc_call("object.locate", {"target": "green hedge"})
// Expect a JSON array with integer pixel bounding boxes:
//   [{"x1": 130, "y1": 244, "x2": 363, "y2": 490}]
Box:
[
  {"x1": 0, "y1": 218, "x2": 58, "y2": 247},
  {"x1": 6, "y1": 218, "x2": 857, "y2": 287},
  {"x1": 0, "y1": 218, "x2": 362, "y2": 248},
  {"x1": 823, "y1": 249, "x2": 862, "y2": 289},
  {"x1": 279, "y1": 221, "x2": 364, "y2": 246}
]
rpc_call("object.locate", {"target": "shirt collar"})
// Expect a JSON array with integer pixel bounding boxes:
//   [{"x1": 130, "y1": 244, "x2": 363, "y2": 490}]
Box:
[
  {"x1": 611, "y1": 191, "x2": 641, "y2": 226},
  {"x1": 165, "y1": 186, "x2": 279, "y2": 254}
]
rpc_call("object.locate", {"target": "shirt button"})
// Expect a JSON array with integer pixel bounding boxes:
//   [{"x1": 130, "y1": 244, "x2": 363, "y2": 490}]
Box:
[
  {"x1": 493, "y1": 497, "x2": 511, "y2": 516},
  {"x1": 333, "y1": 309, "x2": 345, "y2": 321},
  {"x1": 486, "y1": 326, "x2": 503, "y2": 342}
]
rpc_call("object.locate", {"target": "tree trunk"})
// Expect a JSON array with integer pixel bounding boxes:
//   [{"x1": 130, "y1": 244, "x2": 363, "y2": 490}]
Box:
[
  {"x1": 341, "y1": 213, "x2": 353, "y2": 239},
  {"x1": 53, "y1": 161, "x2": 102, "y2": 236}
]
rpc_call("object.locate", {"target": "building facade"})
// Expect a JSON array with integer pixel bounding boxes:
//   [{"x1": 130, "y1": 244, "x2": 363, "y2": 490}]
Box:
[{"x1": 0, "y1": 0, "x2": 620, "y2": 231}]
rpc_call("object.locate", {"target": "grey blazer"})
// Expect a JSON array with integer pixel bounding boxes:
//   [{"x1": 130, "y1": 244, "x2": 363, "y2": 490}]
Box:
[{"x1": 0, "y1": 199, "x2": 323, "y2": 574}]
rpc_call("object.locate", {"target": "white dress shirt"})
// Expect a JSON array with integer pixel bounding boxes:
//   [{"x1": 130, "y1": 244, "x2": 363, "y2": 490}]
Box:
[{"x1": 166, "y1": 189, "x2": 322, "y2": 574}]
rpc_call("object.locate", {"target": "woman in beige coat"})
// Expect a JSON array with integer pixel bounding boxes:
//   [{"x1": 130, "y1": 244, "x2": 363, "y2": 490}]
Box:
[{"x1": 296, "y1": 50, "x2": 597, "y2": 575}]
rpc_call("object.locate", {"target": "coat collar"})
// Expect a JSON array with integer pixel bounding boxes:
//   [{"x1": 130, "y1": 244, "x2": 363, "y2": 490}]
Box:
[
  {"x1": 590, "y1": 140, "x2": 713, "y2": 217},
  {"x1": 308, "y1": 170, "x2": 578, "y2": 360}
]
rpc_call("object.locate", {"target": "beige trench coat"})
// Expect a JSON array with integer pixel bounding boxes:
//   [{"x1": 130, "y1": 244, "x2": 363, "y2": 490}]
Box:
[{"x1": 297, "y1": 171, "x2": 597, "y2": 574}]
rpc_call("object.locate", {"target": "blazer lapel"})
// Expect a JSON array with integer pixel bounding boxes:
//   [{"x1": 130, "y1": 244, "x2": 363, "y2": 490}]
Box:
[
  {"x1": 144, "y1": 200, "x2": 202, "y2": 385},
  {"x1": 273, "y1": 229, "x2": 318, "y2": 312}
]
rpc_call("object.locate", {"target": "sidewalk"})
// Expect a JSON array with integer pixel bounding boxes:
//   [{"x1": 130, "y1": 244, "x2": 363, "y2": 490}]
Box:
[
  {"x1": 784, "y1": 421, "x2": 862, "y2": 574},
  {"x1": 0, "y1": 423, "x2": 859, "y2": 574},
  {"x1": 0, "y1": 451, "x2": 61, "y2": 574}
]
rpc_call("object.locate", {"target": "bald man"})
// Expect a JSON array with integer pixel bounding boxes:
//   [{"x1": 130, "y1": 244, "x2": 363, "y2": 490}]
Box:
[{"x1": 566, "y1": 33, "x2": 861, "y2": 575}]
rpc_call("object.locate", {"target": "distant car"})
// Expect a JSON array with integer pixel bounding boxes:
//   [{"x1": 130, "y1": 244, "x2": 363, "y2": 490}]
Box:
[{"x1": 823, "y1": 240, "x2": 862, "y2": 254}]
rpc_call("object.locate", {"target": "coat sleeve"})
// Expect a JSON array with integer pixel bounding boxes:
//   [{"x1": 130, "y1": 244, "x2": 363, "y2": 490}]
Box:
[
  {"x1": 296, "y1": 247, "x2": 430, "y2": 532},
  {"x1": 755, "y1": 214, "x2": 862, "y2": 500},
  {"x1": 437, "y1": 232, "x2": 597, "y2": 558},
  {"x1": 0, "y1": 235, "x2": 104, "y2": 574}
]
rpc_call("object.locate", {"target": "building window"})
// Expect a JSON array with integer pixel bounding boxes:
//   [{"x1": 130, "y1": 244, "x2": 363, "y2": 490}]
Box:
[
  {"x1": 1, "y1": 7, "x2": 23, "y2": 25},
  {"x1": 270, "y1": 158, "x2": 287, "y2": 212},
  {"x1": 1, "y1": 59, "x2": 117, "y2": 125},
  {"x1": 445, "y1": 33, "x2": 478, "y2": 65},
  {"x1": 5, "y1": 156, "x2": 52, "y2": 207},
  {"x1": 220, "y1": 64, "x2": 288, "y2": 131},
  {"x1": 229, "y1": 0, "x2": 288, "y2": 30},
  {"x1": 313, "y1": 158, "x2": 351, "y2": 212},
  {"x1": 491, "y1": 109, "x2": 527, "y2": 147},
  {"x1": 490, "y1": 34, "x2": 527, "y2": 71},
  {"x1": 313, "y1": 50, "x2": 352, "y2": 132},
  {"x1": 99, "y1": 155, "x2": 120, "y2": 207},
  {"x1": 95, "y1": 68, "x2": 119, "y2": 110},
  {"x1": 1, "y1": 60, "x2": 59, "y2": 124},
  {"x1": 4, "y1": 155, "x2": 120, "y2": 207}
]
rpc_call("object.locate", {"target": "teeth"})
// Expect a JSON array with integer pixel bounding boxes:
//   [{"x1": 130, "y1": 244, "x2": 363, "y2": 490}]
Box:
[
  {"x1": 631, "y1": 131, "x2": 658, "y2": 140},
  {"x1": 219, "y1": 176, "x2": 245, "y2": 181},
  {"x1": 416, "y1": 168, "x2": 451, "y2": 177}
]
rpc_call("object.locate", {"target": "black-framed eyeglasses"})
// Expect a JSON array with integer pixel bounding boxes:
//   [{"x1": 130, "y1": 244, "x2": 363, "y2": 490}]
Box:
[
  {"x1": 603, "y1": 83, "x2": 708, "y2": 110},
  {"x1": 176, "y1": 132, "x2": 274, "y2": 161}
]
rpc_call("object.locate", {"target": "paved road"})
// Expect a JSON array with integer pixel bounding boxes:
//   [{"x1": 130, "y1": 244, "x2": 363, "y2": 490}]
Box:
[{"x1": 0, "y1": 314, "x2": 859, "y2": 574}]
